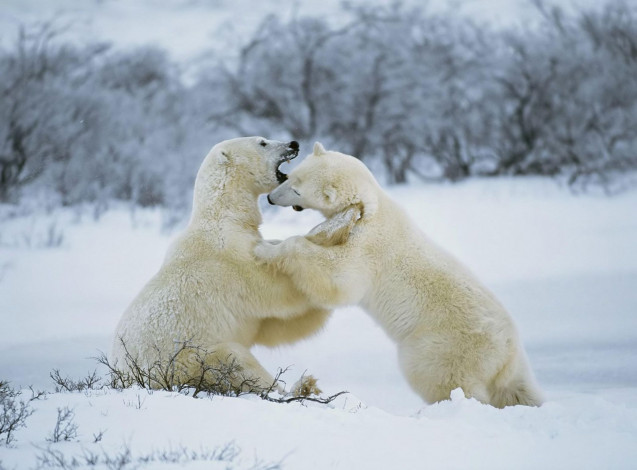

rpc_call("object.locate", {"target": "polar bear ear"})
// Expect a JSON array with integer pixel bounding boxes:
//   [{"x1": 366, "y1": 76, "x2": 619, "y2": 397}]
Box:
[
  {"x1": 324, "y1": 184, "x2": 337, "y2": 203},
  {"x1": 313, "y1": 142, "x2": 326, "y2": 156},
  {"x1": 218, "y1": 150, "x2": 231, "y2": 165}
]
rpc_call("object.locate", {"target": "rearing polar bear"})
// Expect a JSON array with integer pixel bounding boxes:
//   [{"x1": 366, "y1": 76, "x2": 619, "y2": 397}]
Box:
[
  {"x1": 112, "y1": 137, "x2": 330, "y2": 392},
  {"x1": 256, "y1": 142, "x2": 543, "y2": 408}
]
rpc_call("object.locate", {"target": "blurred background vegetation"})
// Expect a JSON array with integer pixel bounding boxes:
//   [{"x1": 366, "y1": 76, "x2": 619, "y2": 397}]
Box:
[{"x1": 1, "y1": 1, "x2": 636, "y2": 220}]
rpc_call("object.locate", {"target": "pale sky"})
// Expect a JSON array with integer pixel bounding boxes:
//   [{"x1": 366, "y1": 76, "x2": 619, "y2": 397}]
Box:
[{"x1": 0, "y1": 0, "x2": 609, "y2": 62}]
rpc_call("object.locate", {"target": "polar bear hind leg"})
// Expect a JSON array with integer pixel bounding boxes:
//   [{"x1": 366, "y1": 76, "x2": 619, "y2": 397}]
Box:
[
  {"x1": 488, "y1": 352, "x2": 544, "y2": 408},
  {"x1": 398, "y1": 353, "x2": 491, "y2": 405}
]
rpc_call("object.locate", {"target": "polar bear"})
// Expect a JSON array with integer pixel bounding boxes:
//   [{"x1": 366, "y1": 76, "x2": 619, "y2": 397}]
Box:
[
  {"x1": 255, "y1": 142, "x2": 543, "y2": 407},
  {"x1": 112, "y1": 137, "x2": 330, "y2": 392}
]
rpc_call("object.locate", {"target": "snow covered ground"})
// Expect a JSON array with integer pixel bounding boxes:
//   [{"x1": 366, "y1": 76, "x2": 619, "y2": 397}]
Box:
[{"x1": 1, "y1": 178, "x2": 636, "y2": 468}]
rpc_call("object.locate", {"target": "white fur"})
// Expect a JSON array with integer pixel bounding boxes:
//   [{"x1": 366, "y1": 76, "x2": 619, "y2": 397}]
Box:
[
  {"x1": 256, "y1": 143, "x2": 543, "y2": 407},
  {"x1": 111, "y1": 137, "x2": 329, "y2": 390}
]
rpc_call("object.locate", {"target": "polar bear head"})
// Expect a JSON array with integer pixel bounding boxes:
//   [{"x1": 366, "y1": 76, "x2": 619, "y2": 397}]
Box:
[
  {"x1": 198, "y1": 137, "x2": 299, "y2": 196},
  {"x1": 267, "y1": 142, "x2": 379, "y2": 218}
]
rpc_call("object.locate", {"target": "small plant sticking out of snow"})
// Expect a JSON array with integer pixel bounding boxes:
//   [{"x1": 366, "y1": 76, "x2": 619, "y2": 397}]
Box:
[
  {"x1": 50, "y1": 370, "x2": 103, "y2": 393},
  {"x1": 92, "y1": 429, "x2": 106, "y2": 444},
  {"x1": 96, "y1": 339, "x2": 266, "y2": 398},
  {"x1": 0, "y1": 381, "x2": 44, "y2": 447},
  {"x1": 94, "y1": 339, "x2": 347, "y2": 405},
  {"x1": 123, "y1": 394, "x2": 146, "y2": 410},
  {"x1": 33, "y1": 441, "x2": 283, "y2": 470},
  {"x1": 47, "y1": 406, "x2": 78, "y2": 443}
]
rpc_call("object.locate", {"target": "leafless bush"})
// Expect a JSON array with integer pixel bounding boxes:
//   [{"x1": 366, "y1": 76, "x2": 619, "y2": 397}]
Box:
[
  {"x1": 34, "y1": 442, "x2": 282, "y2": 470},
  {"x1": 2, "y1": 2, "x2": 636, "y2": 213},
  {"x1": 50, "y1": 370, "x2": 103, "y2": 393},
  {"x1": 97, "y1": 339, "x2": 263, "y2": 397},
  {"x1": 216, "y1": 1, "x2": 637, "y2": 188},
  {"x1": 0, "y1": 381, "x2": 43, "y2": 446},
  {"x1": 96, "y1": 338, "x2": 346, "y2": 405},
  {"x1": 47, "y1": 406, "x2": 78, "y2": 443},
  {"x1": 123, "y1": 393, "x2": 146, "y2": 410},
  {"x1": 92, "y1": 429, "x2": 105, "y2": 443}
]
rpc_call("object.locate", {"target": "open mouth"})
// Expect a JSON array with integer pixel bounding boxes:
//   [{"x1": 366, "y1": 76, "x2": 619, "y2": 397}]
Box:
[
  {"x1": 276, "y1": 148, "x2": 299, "y2": 184},
  {"x1": 292, "y1": 205, "x2": 304, "y2": 212}
]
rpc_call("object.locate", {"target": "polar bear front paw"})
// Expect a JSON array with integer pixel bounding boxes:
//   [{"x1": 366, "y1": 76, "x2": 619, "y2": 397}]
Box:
[{"x1": 291, "y1": 374, "x2": 322, "y2": 398}]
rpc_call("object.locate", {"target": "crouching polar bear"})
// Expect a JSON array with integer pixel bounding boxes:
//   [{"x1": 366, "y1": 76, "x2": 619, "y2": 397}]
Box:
[
  {"x1": 255, "y1": 142, "x2": 543, "y2": 407},
  {"x1": 112, "y1": 137, "x2": 330, "y2": 391}
]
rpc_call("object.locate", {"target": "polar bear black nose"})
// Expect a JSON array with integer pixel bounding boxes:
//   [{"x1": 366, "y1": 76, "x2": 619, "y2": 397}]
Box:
[
  {"x1": 289, "y1": 141, "x2": 299, "y2": 151},
  {"x1": 267, "y1": 194, "x2": 274, "y2": 205}
]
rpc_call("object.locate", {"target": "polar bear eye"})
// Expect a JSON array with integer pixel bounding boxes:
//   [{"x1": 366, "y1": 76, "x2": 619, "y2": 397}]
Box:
[
  {"x1": 292, "y1": 188, "x2": 300, "y2": 196},
  {"x1": 259, "y1": 141, "x2": 267, "y2": 147}
]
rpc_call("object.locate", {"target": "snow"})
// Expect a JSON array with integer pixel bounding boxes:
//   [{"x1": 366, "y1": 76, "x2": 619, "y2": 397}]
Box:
[
  {"x1": 1, "y1": 178, "x2": 636, "y2": 468},
  {"x1": 1, "y1": 387, "x2": 637, "y2": 469}
]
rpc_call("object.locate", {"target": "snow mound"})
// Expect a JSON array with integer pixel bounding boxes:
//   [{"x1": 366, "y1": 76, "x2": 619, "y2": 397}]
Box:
[{"x1": 2, "y1": 387, "x2": 636, "y2": 469}]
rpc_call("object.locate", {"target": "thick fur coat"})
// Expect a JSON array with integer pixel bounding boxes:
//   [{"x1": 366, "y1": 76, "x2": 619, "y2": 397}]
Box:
[
  {"x1": 112, "y1": 137, "x2": 330, "y2": 390},
  {"x1": 256, "y1": 143, "x2": 543, "y2": 407}
]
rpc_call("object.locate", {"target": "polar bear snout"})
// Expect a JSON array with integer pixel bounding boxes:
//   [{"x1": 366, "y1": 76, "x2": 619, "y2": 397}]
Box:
[
  {"x1": 279, "y1": 141, "x2": 299, "y2": 160},
  {"x1": 275, "y1": 141, "x2": 300, "y2": 184},
  {"x1": 266, "y1": 192, "x2": 302, "y2": 211},
  {"x1": 267, "y1": 180, "x2": 303, "y2": 209}
]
